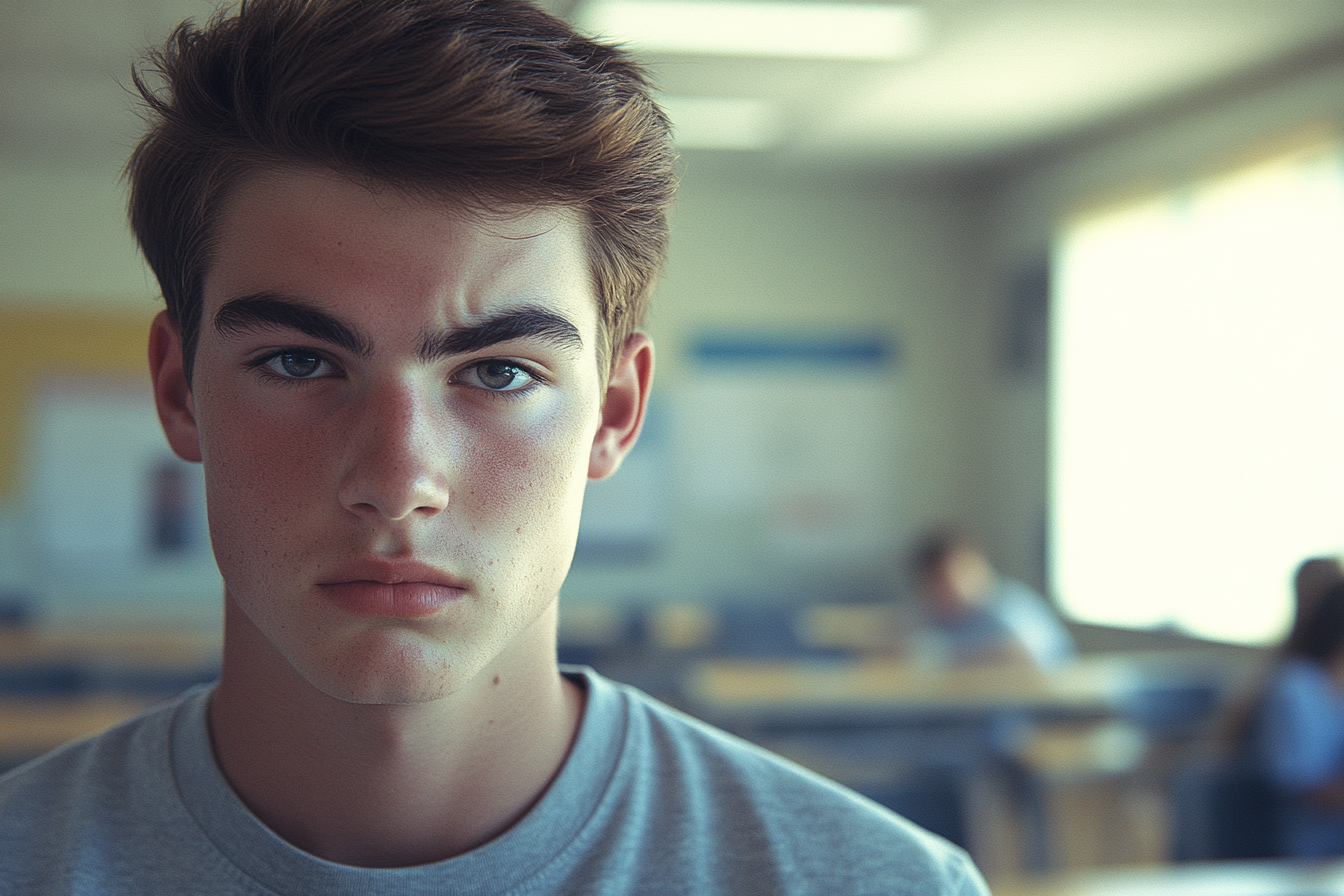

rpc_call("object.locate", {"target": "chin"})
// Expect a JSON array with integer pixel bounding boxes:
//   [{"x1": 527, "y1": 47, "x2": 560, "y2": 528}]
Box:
[
  {"x1": 309, "y1": 663, "x2": 461, "y2": 707},
  {"x1": 301, "y1": 628, "x2": 471, "y2": 706}
]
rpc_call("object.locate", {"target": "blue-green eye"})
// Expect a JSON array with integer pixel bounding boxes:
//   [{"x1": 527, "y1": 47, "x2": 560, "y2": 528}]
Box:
[
  {"x1": 264, "y1": 351, "x2": 329, "y2": 379},
  {"x1": 466, "y1": 361, "x2": 537, "y2": 392}
]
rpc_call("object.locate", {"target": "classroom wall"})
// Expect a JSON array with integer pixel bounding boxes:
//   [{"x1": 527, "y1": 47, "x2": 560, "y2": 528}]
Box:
[
  {"x1": 0, "y1": 163, "x2": 159, "y2": 309},
  {"x1": 5, "y1": 51, "x2": 1338, "y2": 629}
]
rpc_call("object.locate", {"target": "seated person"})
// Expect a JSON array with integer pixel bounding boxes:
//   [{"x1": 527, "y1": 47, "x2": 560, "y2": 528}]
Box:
[
  {"x1": 905, "y1": 529, "x2": 1074, "y2": 668},
  {"x1": 1260, "y1": 578, "x2": 1344, "y2": 856},
  {"x1": 1215, "y1": 555, "x2": 1344, "y2": 752},
  {"x1": 0, "y1": 2, "x2": 988, "y2": 893}
]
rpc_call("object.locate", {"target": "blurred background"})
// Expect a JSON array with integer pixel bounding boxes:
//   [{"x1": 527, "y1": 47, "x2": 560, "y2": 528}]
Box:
[{"x1": 3, "y1": 0, "x2": 1344, "y2": 891}]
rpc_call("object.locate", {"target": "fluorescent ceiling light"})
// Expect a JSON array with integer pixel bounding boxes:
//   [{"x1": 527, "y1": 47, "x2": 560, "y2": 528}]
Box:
[
  {"x1": 578, "y1": 0, "x2": 930, "y2": 61},
  {"x1": 657, "y1": 94, "x2": 784, "y2": 150}
]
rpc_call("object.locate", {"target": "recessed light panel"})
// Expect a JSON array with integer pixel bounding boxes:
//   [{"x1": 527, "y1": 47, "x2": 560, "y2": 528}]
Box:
[{"x1": 578, "y1": 0, "x2": 930, "y2": 60}]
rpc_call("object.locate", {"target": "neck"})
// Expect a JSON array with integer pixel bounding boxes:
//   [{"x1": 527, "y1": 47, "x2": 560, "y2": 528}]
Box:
[{"x1": 208, "y1": 598, "x2": 584, "y2": 867}]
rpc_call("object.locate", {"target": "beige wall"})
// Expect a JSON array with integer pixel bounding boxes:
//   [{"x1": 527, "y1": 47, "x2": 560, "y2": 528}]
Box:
[
  {"x1": 4, "y1": 53, "x2": 1340, "y2": 623},
  {"x1": 1, "y1": 162, "x2": 158, "y2": 308}
]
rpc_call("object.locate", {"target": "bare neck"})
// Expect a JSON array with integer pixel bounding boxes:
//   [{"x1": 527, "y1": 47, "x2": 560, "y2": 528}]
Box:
[{"x1": 208, "y1": 599, "x2": 584, "y2": 867}]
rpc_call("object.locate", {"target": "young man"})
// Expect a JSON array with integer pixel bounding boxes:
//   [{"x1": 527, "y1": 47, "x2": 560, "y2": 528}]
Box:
[
  {"x1": 908, "y1": 529, "x2": 1074, "y2": 669},
  {"x1": 0, "y1": 2, "x2": 989, "y2": 892}
]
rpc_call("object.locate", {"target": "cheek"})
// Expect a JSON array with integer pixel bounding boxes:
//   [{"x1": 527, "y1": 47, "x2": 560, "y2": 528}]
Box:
[
  {"x1": 463, "y1": 407, "x2": 594, "y2": 555},
  {"x1": 195, "y1": 393, "x2": 332, "y2": 561}
]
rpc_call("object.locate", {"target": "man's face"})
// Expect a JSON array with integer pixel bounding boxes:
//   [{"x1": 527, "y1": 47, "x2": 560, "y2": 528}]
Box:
[
  {"x1": 924, "y1": 549, "x2": 994, "y2": 621},
  {"x1": 157, "y1": 168, "x2": 625, "y2": 705}
]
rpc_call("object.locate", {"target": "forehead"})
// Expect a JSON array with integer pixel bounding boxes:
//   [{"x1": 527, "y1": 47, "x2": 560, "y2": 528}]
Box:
[{"x1": 203, "y1": 167, "x2": 598, "y2": 330}]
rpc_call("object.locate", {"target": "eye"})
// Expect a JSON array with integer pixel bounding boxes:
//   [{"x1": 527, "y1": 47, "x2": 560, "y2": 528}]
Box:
[
  {"x1": 260, "y1": 351, "x2": 332, "y2": 380},
  {"x1": 461, "y1": 360, "x2": 538, "y2": 393}
]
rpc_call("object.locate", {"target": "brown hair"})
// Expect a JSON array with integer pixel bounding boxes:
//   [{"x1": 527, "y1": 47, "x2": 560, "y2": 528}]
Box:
[
  {"x1": 127, "y1": 0, "x2": 677, "y2": 381},
  {"x1": 1285, "y1": 579, "x2": 1344, "y2": 665},
  {"x1": 909, "y1": 527, "x2": 982, "y2": 580},
  {"x1": 1284, "y1": 556, "x2": 1344, "y2": 657}
]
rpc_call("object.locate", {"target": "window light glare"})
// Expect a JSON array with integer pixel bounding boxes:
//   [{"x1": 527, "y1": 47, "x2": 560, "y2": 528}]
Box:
[
  {"x1": 1050, "y1": 145, "x2": 1344, "y2": 645},
  {"x1": 578, "y1": 0, "x2": 930, "y2": 61}
]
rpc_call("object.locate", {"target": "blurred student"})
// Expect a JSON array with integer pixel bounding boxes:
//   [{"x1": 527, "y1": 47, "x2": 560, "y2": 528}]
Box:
[
  {"x1": 1260, "y1": 577, "x2": 1344, "y2": 856},
  {"x1": 1209, "y1": 555, "x2": 1342, "y2": 759},
  {"x1": 907, "y1": 529, "x2": 1074, "y2": 669}
]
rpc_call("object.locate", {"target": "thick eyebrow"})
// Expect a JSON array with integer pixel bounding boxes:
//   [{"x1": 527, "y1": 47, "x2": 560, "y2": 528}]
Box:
[
  {"x1": 214, "y1": 293, "x2": 372, "y2": 358},
  {"x1": 214, "y1": 293, "x2": 582, "y2": 362},
  {"x1": 418, "y1": 305, "x2": 584, "y2": 362}
]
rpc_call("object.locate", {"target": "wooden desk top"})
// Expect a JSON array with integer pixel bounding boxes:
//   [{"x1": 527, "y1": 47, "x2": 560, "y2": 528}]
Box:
[
  {"x1": 990, "y1": 860, "x2": 1344, "y2": 896},
  {"x1": 0, "y1": 694, "x2": 159, "y2": 758},
  {"x1": 0, "y1": 627, "x2": 221, "y2": 671},
  {"x1": 0, "y1": 628, "x2": 220, "y2": 760},
  {"x1": 682, "y1": 655, "x2": 1141, "y2": 723}
]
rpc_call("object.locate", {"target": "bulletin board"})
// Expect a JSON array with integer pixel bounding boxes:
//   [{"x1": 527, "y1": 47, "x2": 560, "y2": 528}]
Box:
[
  {"x1": 28, "y1": 376, "x2": 209, "y2": 567},
  {"x1": 675, "y1": 332, "x2": 902, "y2": 564}
]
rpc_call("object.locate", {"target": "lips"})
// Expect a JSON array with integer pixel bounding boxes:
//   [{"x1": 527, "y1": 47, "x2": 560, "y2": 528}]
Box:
[{"x1": 316, "y1": 560, "x2": 468, "y2": 618}]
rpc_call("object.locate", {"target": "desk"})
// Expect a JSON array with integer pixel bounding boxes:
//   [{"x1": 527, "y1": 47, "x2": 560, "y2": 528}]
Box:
[
  {"x1": 0, "y1": 694, "x2": 158, "y2": 762},
  {"x1": 0, "y1": 627, "x2": 220, "y2": 693},
  {"x1": 679, "y1": 655, "x2": 1227, "y2": 876},
  {"x1": 991, "y1": 860, "x2": 1344, "y2": 896},
  {"x1": 681, "y1": 655, "x2": 1142, "y2": 728},
  {"x1": 0, "y1": 628, "x2": 220, "y2": 672},
  {"x1": 0, "y1": 627, "x2": 220, "y2": 768}
]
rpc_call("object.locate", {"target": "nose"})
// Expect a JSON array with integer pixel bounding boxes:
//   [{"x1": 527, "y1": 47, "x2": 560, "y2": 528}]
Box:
[{"x1": 338, "y1": 379, "x2": 452, "y2": 522}]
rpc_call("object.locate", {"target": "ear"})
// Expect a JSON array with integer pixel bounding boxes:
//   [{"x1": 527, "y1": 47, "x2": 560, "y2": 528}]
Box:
[
  {"x1": 148, "y1": 311, "x2": 203, "y2": 463},
  {"x1": 589, "y1": 333, "x2": 654, "y2": 480}
]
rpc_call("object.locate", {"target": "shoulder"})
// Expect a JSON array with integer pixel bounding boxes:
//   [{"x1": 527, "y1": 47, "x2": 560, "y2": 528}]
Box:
[
  {"x1": 1258, "y1": 658, "x2": 1344, "y2": 752},
  {"x1": 1269, "y1": 657, "x2": 1329, "y2": 692},
  {"x1": 988, "y1": 579, "x2": 1074, "y2": 659},
  {"x1": 1264, "y1": 658, "x2": 1336, "y2": 708},
  {"x1": 1, "y1": 690, "x2": 181, "y2": 803},
  {"x1": 0, "y1": 688, "x2": 210, "y2": 892},
  {"x1": 991, "y1": 578, "x2": 1052, "y2": 613},
  {"x1": 582, "y1": 672, "x2": 988, "y2": 895}
]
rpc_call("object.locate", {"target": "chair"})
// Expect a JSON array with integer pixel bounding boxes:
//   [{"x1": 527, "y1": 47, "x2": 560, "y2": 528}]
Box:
[
  {"x1": 1169, "y1": 758, "x2": 1282, "y2": 860},
  {"x1": 857, "y1": 768, "x2": 971, "y2": 850}
]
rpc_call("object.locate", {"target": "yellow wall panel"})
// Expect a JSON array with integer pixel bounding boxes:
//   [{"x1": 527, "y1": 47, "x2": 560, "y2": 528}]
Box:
[{"x1": 0, "y1": 307, "x2": 157, "y2": 500}]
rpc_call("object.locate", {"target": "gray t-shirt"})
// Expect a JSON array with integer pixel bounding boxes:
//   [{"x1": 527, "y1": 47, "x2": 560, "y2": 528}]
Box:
[{"x1": 0, "y1": 668, "x2": 988, "y2": 895}]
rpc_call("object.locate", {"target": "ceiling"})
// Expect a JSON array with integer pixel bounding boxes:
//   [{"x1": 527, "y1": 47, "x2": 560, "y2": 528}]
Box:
[{"x1": 4, "y1": 0, "x2": 1344, "y2": 177}]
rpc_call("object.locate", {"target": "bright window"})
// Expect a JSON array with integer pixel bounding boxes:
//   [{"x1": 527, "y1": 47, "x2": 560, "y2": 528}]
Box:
[{"x1": 1050, "y1": 143, "x2": 1344, "y2": 644}]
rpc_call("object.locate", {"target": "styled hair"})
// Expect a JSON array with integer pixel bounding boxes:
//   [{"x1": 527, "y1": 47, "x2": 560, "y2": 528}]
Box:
[{"x1": 127, "y1": 0, "x2": 677, "y2": 381}]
